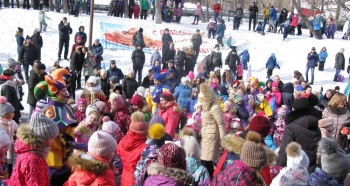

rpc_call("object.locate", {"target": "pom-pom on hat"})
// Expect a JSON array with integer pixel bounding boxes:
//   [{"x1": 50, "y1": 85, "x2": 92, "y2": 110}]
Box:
[
  {"x1": 88, "y1": 131, "x2": 117, "y2": 161},
  {"x1": 130, "y1": 112, "x2": 149, "y2": 136},
  {"x1": 29, "y1": 112, "x2": 59, "y2": 140},
  {"x1": 286, "y1": 142, "x2": 309, "y2": 168},
  {"x1": 160, "y1": 92, "x2": 175, "y2": 102},
  {"x1": 158, "y1": 143, "x2": 187, "y2": 170},
  {"x1": 181, "y1": 135, "x2": 201, "y2": 159},
  {"x1": 148, "y1": 123, "x2": 166, "y2": 140},
  {"x1": 319, "y1": 138, "x2": 350, "y2": 181},
  {"x1": 249, "y1": 115, "x2": 271, "y2": 138},
  {"x1": 0, "y1": 128, "x2": 11, "y2": 149},
  {"x1": 101, "y1": 116, "x2": 119, "y2": 137},
  {"x1": 0, "y1": 96, "x2": 15, "y2": 117},
  {"x1": 240, "y1": 131, "x2": 268, "y2": 168}
]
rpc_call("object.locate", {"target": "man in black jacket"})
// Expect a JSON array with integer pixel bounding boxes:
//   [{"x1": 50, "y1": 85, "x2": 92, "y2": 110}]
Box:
[
  {"x1": 225, "y1": 49, "x2": 240, "y2": 81},
  {"x1": 190, "y1": 29, "x2": 202, "y2": 57},
  {"x1": 131, "y1": 45, "x2": 145, "y2": 84},
  {"x1": 107, "y1": 60, "x2": 124, "y2": 81},
  {"x1": 234, "y1": 5, "x2": 243, "y2": 30},
  {"x1": 27, "y1": 63, "x2": 46, "y2": 120},
  {"x1": 58, "y1": 17, "x2": 73, "y2": 61},
  {"x1": 248, "y1": 2, "x2": 258, "y2": 31},
  {"x1": 31, "y1": 28, "x2": 43, "y2": 60},
  {"x1": 71, "y1": 46, "x2": 86, "y2": 91},
  {"x1": 19, "y1": 36, "x2": 37, "y2": 81},
  {"x1": 133, "y1": 28, "x2": 146, "y2": 49},
  {"x1": 161, "y1": 28, "x2": 173, "y2": 66}
]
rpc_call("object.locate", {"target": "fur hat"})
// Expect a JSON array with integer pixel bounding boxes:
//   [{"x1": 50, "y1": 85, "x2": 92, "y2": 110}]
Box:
[
  {"x1": 319, "y1": 138, "x2": 350, "y2": 181},
  {"x1": 181, "y1": 77, "x2": 189, "y2": 85},
  {"x1": 240, "y1": 131, "x2": 268, "y2": 168},
  {"x1": 29, "y1": 112, "x2": 59, "y2": 140},
  {"x1": 221, "y1": 133, "x2": 245, "y2": 154},
  {"x1": 88, "y1": 131, "x2": 117, "y2": 161},
  {"x1": 158, "y1": 143, "x2": 187, "y2": 170},
  {"x1": 181, "y1": 135, "x2": 201, "y2": 159},
  {"x1": 249, "y1": 115, "x2": 271, "y2": 138},
  {"x1": 286, "y1": 142, "x2": 309, "y2": 168},
  {"x1": 129, "y1": 112, "x2": 149, "y2": 136},
  {"x1": 7, "y1": 58, "x2": 17, "y2": 68},
  {"x1": 0, "y1": 96, "x2": 15, "y2": 117},
  {"x1": 160, "y1": 92, "x2": 175, "y2": 102},
  {"x1": 101, "y1": 116, "x2": 119, "y2": 137},
  {"x1": 0, "y1": 128, "x2": 11, "y2": 149},
  {"x1": 277, "y1": 105, "x2": 287, "y2": 116},
  {"x1": 148, "y1": 123, "x2": 165, "y2": 140},
  {"x1": 77, "y1": 98, "x2": 87, "y2": 107},
  {"x1": 130, "y1": 94, "x2": 144, "y2": 108}
]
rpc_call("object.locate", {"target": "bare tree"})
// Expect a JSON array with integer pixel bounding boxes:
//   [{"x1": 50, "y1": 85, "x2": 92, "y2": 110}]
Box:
[
  {"x1": 155, "y1": 0, "x2": 162, "y2": 23},
  {"x1": 124, "y1": 0, "x2": 129, "y2": 18},
  {"x1": 206, "y1": 0, "x2": 209, "y2": 22},
  {"x1": 292, "y1": 0, "x2": 316, "y2": 35},
  {"x1": 62, "y1": 0, "x2": 69, "y2": 13},
  {"x1": 49, "y1": 0, "x2": 54, "y2": 11}
]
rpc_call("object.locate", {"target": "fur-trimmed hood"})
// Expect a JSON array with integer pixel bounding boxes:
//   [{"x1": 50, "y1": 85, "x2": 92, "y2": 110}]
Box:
[
  {"x1": 67, "y1": 154, "x2": 110, "y2": 175},
  {"x1": 16, "y1": 124, "x2": 45, "y2": 152},
  {"x1": 221, "y1": 134, "x2": 245, "y2": 155},
  {"x1": 75, "y1": 45, "x2": 84, "y2": 54},
  {"x1": 200, "y1": 83, "x2": 217, "y2": 111},
  {"x1": 146, "y1": 163, "x2": 193, "y2": 185}
]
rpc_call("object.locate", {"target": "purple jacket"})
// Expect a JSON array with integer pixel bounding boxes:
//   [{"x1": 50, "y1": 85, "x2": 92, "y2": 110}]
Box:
[
  {"x1": 175, "y1": 8, "x2": 183, "y2": 17},
  {"x1": 327, "y1": 23, "x2": 336, "y2": 34}
]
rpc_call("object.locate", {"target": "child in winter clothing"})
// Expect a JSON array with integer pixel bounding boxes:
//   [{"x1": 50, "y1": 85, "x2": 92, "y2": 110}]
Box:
[
  {"x1": 65, "y1": 131, "x2": 117, "y2": 186},
  {"x1": 0, "y1": 129, "x2": 11, "y2": 185},
  {"x1": 74, "y1": 111, "x2": 99, "y2": 145},
  {"x1": 109, "y1": 93, "x2": 131, "y2": 143},
  {"x1": 192, "y1": 2, "x2": 201, "y2": 25},
  {"x1": 7, "y1": 113, "x2": 59, "y2": 186},
  {"x1": 282, "y1": 20, "x2": 291, "y2": 41},
  {"x1": 174, "y1": 5, "x2": 183, "y2": 23},
  {"x1": 149, "y1": 47, "x2": 162, "y2": 66},
  {"x1": 207, "y1": 20, "x2": 216, "y2": 38},
  {"x1": 273, "y1": 105, "x2": 287, "y2": 147},
  {"x1": 327, "y1": 18, "x2": 336, "y2": 39},
  {"x1": 223, "y1": 100, "x2": 237, "y2": 133},
  {"x1": 117, "y1": 112, "x2": 148, "y2": 186},
  {"x1": 133, "y1": 2, "x2": 140, "y2": 19},
  {"x1": 255, "y1": 21, "x2": 265, "y2": 35},
  {"x1": 74, "y1": 98, "x2": 87, "y2": 124},
  {"x1": 232, "y1": 95, "x2": 250, "y2": 128},
  {"x1": 238, "y1": 49, "x2": 250, "y2": 70},
  {"x1": 308, "y1": 138, "x2": 350, "y2": 185},
  {"x1": 265, "y1": 82, "x2": 282, "y2": 113},
  {"x1": 38, "y1": 10, "x2": 50, "y2": 32},
  {"x1": 0, "y1": 97, "x2": 18, "y2": 179},
  {"x1": 266, "y1": 53, "x2": 280, "y2": 79},
  {"x1": 130, "y1": 87, "x2": 151, "y2": 123},
  {"x1": 219, "y1": 84, "x2": 229, "y2": 103},
  {"x1": 185, "y1": 87, "x2": 199, "y2": 116},
  {"x1": 318, "y1": 47, "x2": 328, "y2": 71},
  {"x1": 271, "y1": 142, "x2": 310, "y2": 186},
  {"x1": 184, "y1": 118, "x2": 201, "y2": 138},
  {"x1": 191, "y1": 102, "x2": 202, "y2": 128},
  {"x1": 236, "y1": 62, "x2": 243, "y2": 80}
]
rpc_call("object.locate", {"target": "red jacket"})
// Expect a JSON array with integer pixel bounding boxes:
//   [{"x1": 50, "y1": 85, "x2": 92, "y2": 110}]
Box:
[
  {"x1": 117, "y1": 131, "x2": 147, "y2": 186},
  {"x1": 64, "y1": 153, "x2": 116, "y2": 186},
  {"x1": 134, "y1": 5, "x2": 140, "y2": 16},
  {"x1": 7, "y1": 139, "x2": 49, "y2": 186},
  {"x1": 158, "y1": 101, "x2": 181, "y2": 138},
  {"x1": 213, "y1": 3, "x2": 221, "y2": 13},
  {"x1": 113, "y1": 105, "x2": 131, "y2": 143}
]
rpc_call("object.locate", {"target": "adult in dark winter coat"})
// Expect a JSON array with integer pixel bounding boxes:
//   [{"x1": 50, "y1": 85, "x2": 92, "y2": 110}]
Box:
[
  {"x1": 282, "y1": 82, "x2": 294, "y2": 113},
  {"x1": 215, "y1": 20, "x2": 226, "y2": 47},
  {"x1": 161, "y1": 28, "x2": 173, "y2": 66},
  {"x1": 305, "y1": 47, "x2": 319, "y2": 85},
  {"x1": 276, "y1": 94, "x2": 321, "y2": 173},
  {"x1": 133, "y1": 28, "x2": 146, "y2": 49},
  {"x1": 233, "y1": 5, "x2": 243, "y2": 30},
  {"x1": 190, "y1": 29, "x2": 202, "y2": 57},
  {"x1": 16, "y1": 27, "x2": 25, "y2": 61},
  {"x1": 74, "y1": 26, "x2": 87, "y2": 45},
  {"x1": 71, "y1": 46, "x2": 86, "y2": 90},
  {"x1": 31, "y1": 29, "x2": 43, "y2": 60},
  {"x1": 107, "y1": 60, "x2": 124, "y2": 81},
  {"x1": 211, "y1": 44, "x2": 222, "y2": 70},
  {"x1": 58, "y1": 17, "x2": 72, "y2": 61},
  {"x1": 278, "y1": 8, "x2": 288, "y2": 28},
  {"x1": 248, "y1": 2, "x2": 258, "y2": 31},
  {"x1": 174, "y1": 48, "x2": 185, "y2": 78},
  {"x1": 100, "y1": 69, "x2": 111, "y2": 99},
  {"x1": 122, "y1": 69, "x2": 138, "y2": 100},
  {"x1": 225, "y1": 50, "x2": 240, "y2": 79},
  {"x1": 333, "y1": 48, "x2": 345, "y2": 81},
  {"x1": 141, "y1": 69, "x2": 154, "y2": 89},
  {"x1": 69, "y1": 36, "x2": 84, "y2": 60},
  {"x1": 163, "y1": 43, "x2": 176, "y2": 69},
  {"x1": 131, "y1": 45, "x2": 145, "y2": 84},
  {"x1": 19, "y1": 36, "x2": 37, "y2": 81},
  {"x1": 319, "y1": 89, "x2": 333, "y2": 110},
  {"x1": 27, "y1": 63, "x2": 46, "y2": 120},
  {"x1": 91, "y1": 39, "x2": 104, "y2": 68}
]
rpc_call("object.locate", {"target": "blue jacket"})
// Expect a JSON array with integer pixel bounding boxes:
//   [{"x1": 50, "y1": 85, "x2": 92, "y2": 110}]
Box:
[
  {"x1": 239, "y1": 50, "x2": 250, "y2": 63},
  {"x1": 186, "y1": 157, "x2": 210, "y2": 186},
  {"x1": 92, "y1": 43, "x2": 103, "y2": 57},
  {"x1": 266, "y1": 53, "x2": 280, "y2": 69},
  {"x1": 269, "y1": 7, "x2": 277, "y2": 21},
  {"x1": 308, "y1": 167, "x2": 344, "y2": 186},
  {"x1": 174, "y1": 84, "x2": 191, "y2": 109},
  {"x1": 307, "y1": 52, "x2": 319, "y2": 67},
  {"x1": 186, "y1": 96, "x2": 198, "y2": 114},
  {"x1": 215, "y1": 23, "x2": 226, "y2": 37},
  {"x1": 312, "y1": 15, "x2": 323, "y2": 31},
  {"x1": 318, "y1": 51, "x2": 328, "y2": 62}
]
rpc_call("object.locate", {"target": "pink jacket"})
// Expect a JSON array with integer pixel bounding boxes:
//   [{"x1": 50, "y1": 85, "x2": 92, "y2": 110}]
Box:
[
  {"x1": 291, "y1": 14, "x2": 299, "y2": 27},
  {"x1": 265, "y1": 90, "x2": 282, "y2": 109},
  {"x1": 223, "y1": 112, "x2": 236, "y2": 134},
  {"x1": 273, "y1": 117, "x2": 286, "y2": 147},
  {"x1": 195, "y1": 5, "x2": 201, "y2": 15},
  {"x1": 158, "y1": 101, "x2": 181, "y2": 138},
  {"x1": 73, "y1": 111, "x2": 86, "y2": 124}
]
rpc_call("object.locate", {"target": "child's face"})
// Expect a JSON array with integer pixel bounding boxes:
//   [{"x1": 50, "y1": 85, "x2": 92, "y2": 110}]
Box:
[
  {"x1": 114, "y1": 90, "x2": 121, "y2": 94},
  {"x1": 78, "y1": 105, "x2": 86, "y2": 113},
  {"x1": 87, "y1": 115, "x2": 97, "y2": 126},
  {"x1": 3, "y1": 112, "x2": 15, "y2": 120},
  {"x1": 87, "y1": 82, "x2": 95, "y2": 87},
  {"x1": 45, "y1": 138, "x2": 54, "y2": 146},
  {"x1": 196, "y1": 106, "x2": 202, "y2": 112},
  {"x1": 103, "y1": 106, "x2": 109, "y2": 114},
  {"x1": 132, "y1": 105, "x2": 139, "y2": 111}
]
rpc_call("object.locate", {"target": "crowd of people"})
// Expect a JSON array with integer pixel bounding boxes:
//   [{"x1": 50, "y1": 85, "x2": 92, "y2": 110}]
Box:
[{"x1": 2, "y1": 1, "x2": 350, "y2": 186}]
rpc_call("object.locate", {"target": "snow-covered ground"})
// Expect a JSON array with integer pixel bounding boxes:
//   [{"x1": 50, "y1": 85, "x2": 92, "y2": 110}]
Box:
[{"x1": 0, "y1": 8, "x2": 349, "y2": 115}]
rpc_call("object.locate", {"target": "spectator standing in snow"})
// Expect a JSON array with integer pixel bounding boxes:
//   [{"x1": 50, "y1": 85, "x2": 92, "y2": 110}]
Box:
[
  {"x1": 262, "y1": 3, "x2": 270, "y2": 33},
  {"x1": 327, "y1": 18, "x2": 336, "y2": 39},
  {"x1": 116, "y1": 0, "x2": 125, "y2": 17},
  {"x1": 74, "y1": 26, "x2": 87, "y2": 45},
  {"x1": 38, "y1": 10, "x2": 50, "y2": 33},
  {"x1": 133, "y1": 28, "x2": 146, "y2": 49},
  {"x1": 305, "y1": 47, "x2": 319, "y2": 85},
  {"x1": 233, "y1": 5, "x2": 243, "y2": 30},
  {"x1": 268, "y1": 5, "x2": 277, "y2": 32},
  {"x1": 333, "y1": 48, "x2": 345, "y2": 82},
  {"x1": 19, "y1": 36, "x2": 37, "y2": 81},
  {"x1": 282, "y1": 20, "x2": 291, "y2": 41},
  {"x1": 16, "y1": 27, "x2": 24, "y2": 61},
  {"x1": 266, "y1": 53, "x2": 280, "y2": 79},
  {"x1": 31, "y1": 29, "x2": 43, "y2": 60},
  {"x1": 58, "y1": 17, "x2": 72, "y2": 61},
  {"x1": 91, "y1": 39, "x2": 103, "y2": 68},
  {"x1": 215, "y1": 20, "x2": 226, "y2": 47},
  {"x1": 318, "y1": 47, "x2": 328, "y2": 71},
  {"x1": 207, "y1": 20, "x2": 216, "y2": 38},
  {"x1": 140, "y1": 0, "x2": 149, "y2": 20},
  {"x1": 191, "y1": 29, "x2": 202, "y2": 57},
  {"x1": 213, "y1": 1, "x2": 221, "y2": 23},
  {"x1": 133, "y1": 2, "x2": 140, "y2": 19},
  {"x1": 161, "y1": 28, "x2": 173, "y2": 68},
  {"x1": 132, "y1": 45, "x2": 145, "y2": 84},
  {"x1": 192, "y1": 2, "x2": 201, "y2": 25},
  {"x1": 248, "y1": 2, "x2": 258, "y2": 31}
]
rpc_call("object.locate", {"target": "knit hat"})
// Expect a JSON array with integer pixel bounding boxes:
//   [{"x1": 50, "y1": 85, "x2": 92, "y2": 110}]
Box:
[
  {"x1": 34, "y1": 99, "x2": 47, "y2": 113},
  {"x1": 130, "y1": 94, "x2": 144, "y2": 108},
  {"x1": 109, "y1": 76, "x2": 118, "y2": 84},
  {"x1": 181, "y1": 77, "x2": 189, "y2": 85},
  {"x1": 85, "y1": 105, "x2": 98, "y2": 116},
  {"x1": 0, "y1": 128, "x2": 11, "y2": 149},
  {"x1": 311, "y1": 47, "x2": 316, "y2": 50},
  {"x1": 181, "y1": 135, "x2": 201, "y2": 159},
  {"x1": 29, "y1": 112, "x2": 59, "y2": 140},
  {"x1": 230, "y1": 118, "x2": 241, "y2": 129},
  {"x1": 18, "y1": 27, "x2": 23, "y2": 33},
  {"x1": 149, "y1": 115, "x2": 166, "y2": 126},
  {"x1": 93, "y1": 100, "x2": 107, "y2": 113},
  {"x1": 160, "y1": 92, "x2": 175, "y2": 102},
  {"x1": 233, "y1": 95, "x2": 242, "y2": 103},
  {"x1": 37, "y1": 63, "x2": 46, "y2": 70},
  {"x1": 192, "y1": 87, "x2": 199, "y2": 93},
  {"x1": 109, "y1": 93, "x2": 125, "y2": 110},
  {"x1": 139, "y1": 27, "x2": 143, "y2": 33},
  {"x1": 240, "y1": 131, "x2": 268, "y2": 168},
  {"x1": 101, "y1": 116, "x2": 119, "y2": 137},
  {"x1": 319, "y1": 138, "x2": 350, "y2": 181},
  {"x1": 76, "y1": 36, "x2": 82, "y2": 41},
  {"x1": 148, "y1": 123, "x2": 165, "y2": 140},
  {"x1": 95, "y1": 39, "x2": 100, "y2": 43},
  {"x1": 224, "y1": 100, "x2": 233, "y2": 111},
  {"x1": 26, "y1": 35, "x2": 31, "y2": 40},
  {"x1": 188, "y1": 71, "x2": 195, "y2": 80},
  {"x1": 277, "y1": 105, "x2": 287, "y2": 116},
  {"x1": 88, "y1": 131, "x2": 117, "y2": 160},
  {"x1": 87, "y1": 76, "x2": 97, "y2": 84},
  {"x1": 286, "y1": 142, "x2": 310, "y2": 168},
  {"x1": 62, "y1": 17, "x2": 67, "y2": 20},
  {"x1": 279, "y1": 166, "x2": 309, "y2": 186},
  {"x1": 249, "y1": 115, "x2": 271, "y2": 138},
  {"x1": 165, "y1": 28, "x2": 169, "y2": 32},
  {"x1": 7, "y1": 58, "x2": 17, "y2": 68},
  {"x1": 77, "y1": 98, "x2": 87, "y2": 106},
  {"x1": 210, "y1": 78, "x2": 219, "y2": 89},
  {"x1": 158, "y1": 143, "x2": 187, "y2": 170},
  {"x1": 136, "y1": 86, "x2": 146, "y2": 97},
  {"x1": 0, "y1": 96, "x2": 15, "y2": 117},
  {"x1": 271, "y1": 81, "x2": 279, "y2": 88},
  {"x1": 130, "y1": 112, "x2": 149, "y2": 136}
]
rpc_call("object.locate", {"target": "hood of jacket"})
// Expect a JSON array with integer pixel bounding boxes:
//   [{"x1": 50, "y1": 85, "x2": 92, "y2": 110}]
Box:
[
  {"x1": 75, "y1": 45, "x2": 84, "y2": 54},
  {"x1": 147, "y1": 163, "x2": 193, "y2": 185},
  {"x1": 308, "y1": 167, "x2": 343, "y2": 185},
  {"x1": 186, "y1": 156, "x2": 203, "y2": 174},
  {"x1": 283, "y1": 82, "x2": 294, "y2": 93},
  {"x1": 200, "y1": 83, "x2": 217, "y2": 111},
  {"x1": 119, "y1": 131, "x2": 147, "y2": 151},
  {"x1": 285, "y1": 108, "x2": 320, "y2": 125},
  {"x1": 67, "y1": 153, "x2": 110, "y2": 176},
  {"x1": 15, "y1": 124, "x2": 46, "y2": 153},
  {"x1": 93, "y1": 43, "x2": 102, "y2": 47},
  {"x1": 323, "y1": 106, "x2": 349, "y2": 116},
  {"x1": 221, "y1": 134, "x2": 245, "y2": 155}
]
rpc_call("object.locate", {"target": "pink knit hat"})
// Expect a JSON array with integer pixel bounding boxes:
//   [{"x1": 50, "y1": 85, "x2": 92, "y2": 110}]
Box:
[
  {"x1": 277, "y1": 105, "x2": 288, "y2": 116},
  {"x1": 129, "y1": 112, "x2": 149, "y2": 136},
  {"x1": 88, "y1": 131, "x2": 117, "y2": 161},
  {"x1": 224, "y1": 100, "x2": 233, "y2": 111},
  {"x1": 93, "y1": 100, "x2": 107, "y2": 113},
  {"x1": 102, "y1": 116, "x2": 119, "y2": 137},
  {"x1": 77, "y1": 98, "x2": 87, "y2": 106},
  {"x1": 188, "y1": 71, "x2": 195, "y2": 80},
  {"x1": 272, "y1": 81, "x2": 279, "y2": 88}
]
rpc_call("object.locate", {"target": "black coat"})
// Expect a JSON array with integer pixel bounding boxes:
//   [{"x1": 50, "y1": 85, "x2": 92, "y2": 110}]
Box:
[
  {"x1": 31, "y1": 33, "x2": 43, "y2": 49},
  {"x1": 282, "y1": 82, "x2": 294, "y2": 111},
  {"x1": 107, "y1": 67, "x2": 124, "y2": 81},
  {"x1": 277, "y1": 108, "x2": 321, "y2": 173},
  {"x1": 141, "y1": 76, "x2": 154, "y2": 89},
  {"x1": 74, "y1": 31, "x2": 87, "y2": 45},
  {"x1": 131, "y1": 49, "x2": 145, "y2": 67},
  {"x1": 19, "y1": 43, "x2": 37, "y2": 66},
  {"x1": 134, "y1": 31, "x2": 146, "y2": 48},
  {"x1": 174, "y1": 50, "x2": 185, "y2": 66},
  {"x1": 190, "y1": 34, "x2": 202, "y2": 49},
  {"x1": 164, "y1": 49, "x2": 175, "y2": 63},
  {"x1": 1, "y1": 84, "x2": 21, "y2": 121},
  {"x1": 122, "y1": 76, "x2": 138, "y2": 99},
  {"x1": 71, "y1": 46, "x2": 85, "y2": 71},
  {"x1": 27, "y1": 70, "x2": 45, "y2": 105},
  {"x1": 225, "y1": 52, "x2": 240, "y2": 71},
  {"x1": 58, "y1": 21, "x2": 73, "y2": 40},
  {"x1": 100, "y1": 77, "x2": 110, "y2": 98},
  {"x1": 161, "y1": 34, "x2": 173, "y2": 52},
  {"x1": 211, "y1": 51, "x2": 222, "y2": 69}
]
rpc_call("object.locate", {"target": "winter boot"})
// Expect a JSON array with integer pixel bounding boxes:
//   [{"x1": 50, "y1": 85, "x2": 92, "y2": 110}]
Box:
[
  {"x1": 191, "y1": 22, "x2": 195, "y2": 25},
  {"x1": 196, "y1": 21, "x2": 198, "y2": 25}
]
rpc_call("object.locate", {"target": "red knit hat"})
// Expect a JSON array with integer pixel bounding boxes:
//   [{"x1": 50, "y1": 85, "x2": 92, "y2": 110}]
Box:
[
  {"x1": 130, "y1": 94, "x2": 144, "y2": 108},
  {"x1": 129, "y1": 112, "x2": 149, "y2": 136},
  {"x1": 160, "y1": 92, "x2": 175, "y2": 102},
  {"x1": 76, "y1": 36, "x2": 82, "y2": 41},
  {"x1": 158, "y1": 143, "x2": 187, "y2": 170},
  {"x1": 249, "y1": 115, "x2": 271, "y2": 138}
]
